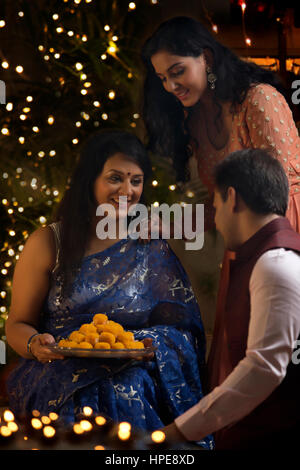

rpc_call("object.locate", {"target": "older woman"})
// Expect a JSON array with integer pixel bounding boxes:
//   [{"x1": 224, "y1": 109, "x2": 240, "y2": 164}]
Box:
[{"x1": 5, "y1": 130, "x2": 213, "y2": 449}]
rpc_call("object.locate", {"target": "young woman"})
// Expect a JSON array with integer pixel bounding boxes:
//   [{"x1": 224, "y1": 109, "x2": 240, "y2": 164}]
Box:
[
  {"x1": 5, "y1": 130, "x2": 213, "y2": 448},
  {"x1": 141, "y1": 16, "x2": 300, "y2": 389}
]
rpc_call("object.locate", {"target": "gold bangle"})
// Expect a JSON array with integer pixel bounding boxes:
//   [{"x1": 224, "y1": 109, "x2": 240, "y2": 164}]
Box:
[{"x1": 27, "y1": 333, "x2": 40, "y2": 358}]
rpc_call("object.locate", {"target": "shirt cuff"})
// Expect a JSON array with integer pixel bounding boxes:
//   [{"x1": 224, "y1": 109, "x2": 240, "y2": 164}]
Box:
[{"x1": 174, "y1": 401, "x2": 207, "y2": 441}]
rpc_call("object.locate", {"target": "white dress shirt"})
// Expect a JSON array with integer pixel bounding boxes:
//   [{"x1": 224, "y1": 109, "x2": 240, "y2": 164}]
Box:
[{"x1": 175, "y1": 248, "x2": 300, "y2": 441}]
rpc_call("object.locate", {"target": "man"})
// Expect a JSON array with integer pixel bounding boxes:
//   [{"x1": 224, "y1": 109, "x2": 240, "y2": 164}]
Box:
[{"x1": 162, "y1": 148, "x2": 300, "y2": 449}]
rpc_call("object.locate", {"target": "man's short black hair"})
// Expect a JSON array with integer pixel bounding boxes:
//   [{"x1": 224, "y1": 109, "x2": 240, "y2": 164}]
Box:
[{"x1": 213, "y1": 148, "x2": 289, "y2": 216}]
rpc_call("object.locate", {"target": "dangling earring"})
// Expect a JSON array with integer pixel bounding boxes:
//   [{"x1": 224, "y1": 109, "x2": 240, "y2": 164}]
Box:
[{"x1": 206, "y1": 66, "x2": 217, "y2": 90}]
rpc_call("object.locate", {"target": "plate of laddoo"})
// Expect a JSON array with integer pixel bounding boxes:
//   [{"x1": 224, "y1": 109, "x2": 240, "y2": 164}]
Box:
[{"x1": 49, "y1": 313, "x2": 155, "y2": 359}]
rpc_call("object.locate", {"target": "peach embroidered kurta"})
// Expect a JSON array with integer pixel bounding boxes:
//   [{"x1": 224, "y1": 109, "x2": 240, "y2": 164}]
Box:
[
  {"x1": 190, "y1": 83, "x2": 300, "y2": 231},
  {"x1": 189, "y1": 83, "x2": 300, "y2": 391}
]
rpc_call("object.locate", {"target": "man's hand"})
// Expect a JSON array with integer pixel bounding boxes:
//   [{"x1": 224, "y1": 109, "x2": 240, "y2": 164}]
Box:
[{"x1": 161, "y1": 422, "x2": 188, "y2": 442}]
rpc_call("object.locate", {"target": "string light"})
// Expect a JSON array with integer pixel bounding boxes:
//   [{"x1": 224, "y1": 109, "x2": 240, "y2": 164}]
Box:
[
  {"x1": 6, "y1": 103, "x2": 13, "y2": 111},
  {"x1": 48, "y1": 115, "x2": 55, "y2": 124},
  {"x1": 0, "y1": 20, "x2": 6, "y2": 28},
  {"x1": 76, "y1": 62, "x2": 83, "y2": 71},
  {"x1": 26, "y1": 95, "x2": 33, "y2": 102},
  {"x1": 108, "y1": 90, "x2": 115, "y2": 99},
  {"x1": 107, "y1": 42, "x2": 117, "y2": 54},
  {"x1": 1, "y1": 61, "x2": 9, "y2": 69},
  {"x1": 240, "y1": 2, "x2": 246, "y2": 12},
  {"x1": 239, "y1": 1, "x2": 252, "y2": 47},
  {"x1": 104, "y1": 25, "x2": 110, "y2": 31},
  {"x1": 128, "y1": 2, "x2": 136, "y2": 10},
  {"x1": 16, "y1": 65, "x2": 24, "y2": 73},
  {"x1": 18, "y1": 11, "x2": 24, "y2": 17},
  {"x1": 52, "y1": 14, "x2": 59, "y2": 20}
]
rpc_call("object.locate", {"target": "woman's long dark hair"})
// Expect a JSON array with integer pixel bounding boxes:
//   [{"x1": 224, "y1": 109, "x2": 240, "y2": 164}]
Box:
[
  {"x1": 54, "y1": 129, "x2": 152, "y2": 297},
  {"x1": 141, "y1": 16, "x2": 285, "y2": 182}
]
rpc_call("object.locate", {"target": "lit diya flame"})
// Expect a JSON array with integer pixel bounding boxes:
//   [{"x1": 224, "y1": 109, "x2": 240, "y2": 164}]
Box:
[
  {"x1": 3, "y1": 410, "x2": 14, "y2": 422},
  {"x1": 41, "y1": 416, "x2": 51, "y2": 425},
  {"x1": 7, "y1": 422, "x2": 18, "y2": 433},
  {"x1": 118, "y1": 422, "x2": 131, "y2": 441},
  {"x1": 80, "y1": 420, "x2": 93, "y2": 432},
  {"x1": 151, "y1": 430, "x2": 166, "y2": 443},
  {"x1": 73, "y1": 423, "x2": 84, "y2": 435},
  {"x1": 31, "y1": 418, "x2": 43, "y2": 430},
  {"x1": 49, "y1": 412, "x2": 59, "y2": 421},
  {"x1": 43, "y1": 426, "x2": 56, "y2": 438},
  {"x1": 0, "y1": 426, "x2": 12, "y2": 437},
  {"x1": 95, "y1": 416, "x2": 106, "y2": 426},
  {"x1": 83, "y1": 406, "x2": 93, "y2": 417}
]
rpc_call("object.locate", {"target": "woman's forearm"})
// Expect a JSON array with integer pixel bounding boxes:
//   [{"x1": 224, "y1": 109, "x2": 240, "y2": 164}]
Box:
[{"x1": 5, "y1": 319, "x2": 39, "y2": 359}]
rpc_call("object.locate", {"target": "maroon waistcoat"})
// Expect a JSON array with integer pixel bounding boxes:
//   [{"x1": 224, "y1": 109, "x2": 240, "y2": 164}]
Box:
[{"x1": 214, "y1": 217, "x2": 300, "y2": 449}]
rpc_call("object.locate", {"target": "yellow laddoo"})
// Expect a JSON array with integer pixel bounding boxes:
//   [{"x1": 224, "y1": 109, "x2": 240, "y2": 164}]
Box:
[
  {"x1": 58, "y1": 339, "x2": 68, "y2": 348},
  {"x1": 79, "y1": 323, "x2": 97, "y2": 335},
  {"x1": 98, "y1": 332, "x2": 116, "y2": 347},
  {"x1": 93, "y1": 313, "x2": 108, "y2": 325},
  {"x1": 78, "y1": 341, "x2": 93, "y2": 349},
  {"x1": 132, "y1": 341, "x2": 145, "y2": 349},
  {"x1": 95, "y1": 324, "x2": 110, "y2": 334},
  {"x1": 96, "y1": 323, "x2": 120, "y2": 337},
  {"x1": 118, "y1": 331, "x2": 134, "y2": 344},
  {"x1": 111, "y1": 342, "x2": 125, "y2": 349},
  {"x1": 69, "y1": 331, "x2": 85, "y2": 343},
  {"x1": 63, "y1": 340, "x2": 80, "y2": 348},
  {"x1": 94, "y1": 342, "x2": 111, "y2": 349},
  {"x1": 85, "y1": 332, "x2": 99, "y2": 346},
  {"x1": 124, "y1": 341, "x2": 137, "y2": 349},
  {"x1": 106, "y1": 320, "x2": 124, "y2": 336}
]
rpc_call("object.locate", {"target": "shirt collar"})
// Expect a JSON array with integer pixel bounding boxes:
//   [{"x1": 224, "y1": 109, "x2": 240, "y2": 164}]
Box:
[{"x1": 235, "y1": 217, "x2": 292, "y2": 262}]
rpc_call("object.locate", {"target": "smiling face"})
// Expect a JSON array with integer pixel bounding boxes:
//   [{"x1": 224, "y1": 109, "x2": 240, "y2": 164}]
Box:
[
  {"x1": 151, "y1": 50, "x2": 208, "y2": 107},
  {"x1": 93, "y1": 152, "x2": 144, "y2": 218}
]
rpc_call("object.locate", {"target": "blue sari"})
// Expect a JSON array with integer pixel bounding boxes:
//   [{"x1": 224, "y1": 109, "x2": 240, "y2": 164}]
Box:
[{"x1": 7, "y1": 231, "x2": 213, "y2": 449}]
